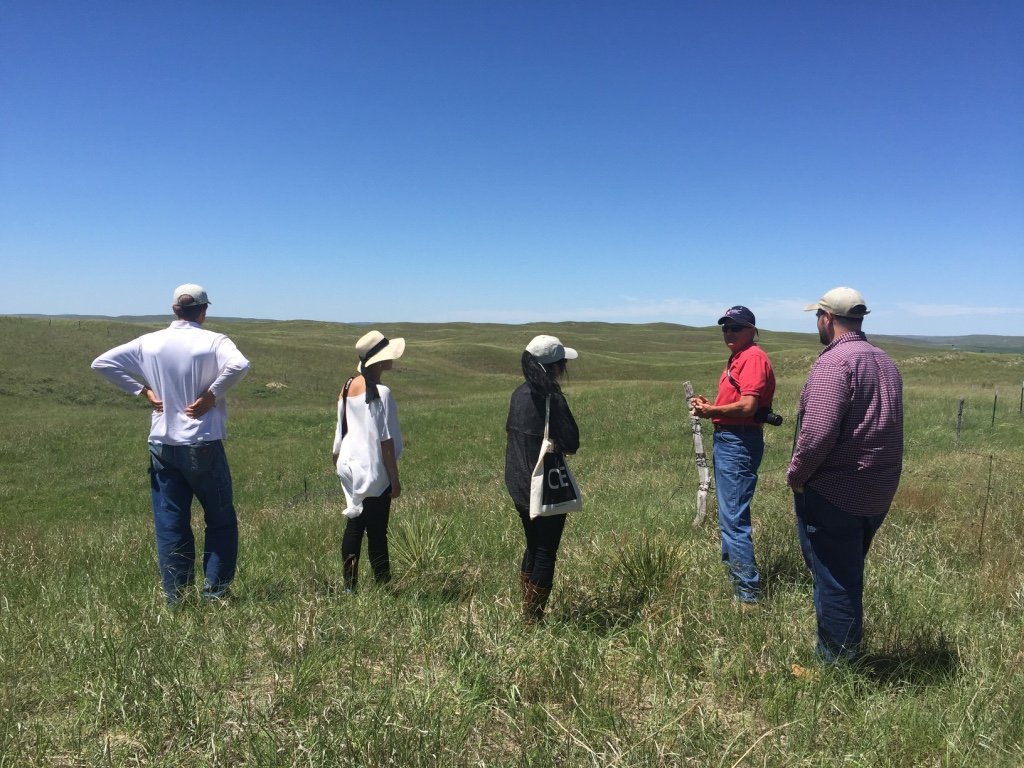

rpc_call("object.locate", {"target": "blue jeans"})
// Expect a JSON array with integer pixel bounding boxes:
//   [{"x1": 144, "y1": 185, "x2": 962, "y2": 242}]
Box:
[
  {"x1": 149, "y1": 441, "x2": 238, "y2": 602},
  {"x1": 713, "y1": 428, "x2": 764, "y2": 602},
  {"x1": 794, "y1": 486, "x2": 886, "y2": 662}
]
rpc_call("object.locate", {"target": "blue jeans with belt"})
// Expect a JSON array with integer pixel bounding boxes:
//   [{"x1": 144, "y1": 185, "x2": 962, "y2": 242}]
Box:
[
  {"x1": 149, "y1": 441, "x2": 238, "y2": 603},
  {"x1": 794, "y1": 486, "x2": 886, "y2": 662},
  {"x1": 713, "y1": 427, "x2": 764, "y2": 602}
]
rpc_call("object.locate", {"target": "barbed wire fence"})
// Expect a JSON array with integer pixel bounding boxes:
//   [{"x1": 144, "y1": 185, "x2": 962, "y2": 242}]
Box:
[
  {"x1": 679, "y1": 390, "x2": 1024, "y2": 560},
  {"x1": 279, "y1": 477, "x2": 344, "y2": 509}
]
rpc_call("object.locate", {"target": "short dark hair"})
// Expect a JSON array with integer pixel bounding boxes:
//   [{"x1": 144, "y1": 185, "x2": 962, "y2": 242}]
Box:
[{"x1": 174, "y1": 302, "x2": 206, "y2": 321}]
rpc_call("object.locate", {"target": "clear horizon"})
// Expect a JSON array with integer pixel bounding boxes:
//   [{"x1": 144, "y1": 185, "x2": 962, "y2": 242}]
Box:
[
  {"x1": 2, "y1": 2, "x2": 1021, "y2": 336},
  {"x1": 7, "y1": 312, "x2": 1024, "y2": 343}
]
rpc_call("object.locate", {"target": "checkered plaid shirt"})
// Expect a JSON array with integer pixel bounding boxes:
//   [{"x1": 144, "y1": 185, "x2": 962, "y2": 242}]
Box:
[{"x1": 787, "y1": 331, "x2": 903, "y2": 516}]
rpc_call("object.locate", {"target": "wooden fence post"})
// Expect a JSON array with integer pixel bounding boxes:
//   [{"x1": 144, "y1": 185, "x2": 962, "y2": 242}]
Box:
[
  {"x1": 683, "y1": 381, "x2": 710, "y2": 527},
  {"x1": 991, "y1": 391, "x2": 998, "y2": 427},
  {"x1": 955, "y1": 398, "x2": 965, "y2": 449}
]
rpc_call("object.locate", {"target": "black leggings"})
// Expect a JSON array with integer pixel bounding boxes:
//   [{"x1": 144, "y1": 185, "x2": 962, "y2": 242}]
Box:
[
  {"x1": 517, "y1": 505, "x2": 567, "y2": 589},
  {"x1": 341, "y1": 492, "x2": 392, "y2": 588}
]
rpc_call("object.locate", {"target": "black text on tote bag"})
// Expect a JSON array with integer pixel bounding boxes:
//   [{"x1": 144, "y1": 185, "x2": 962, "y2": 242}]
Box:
[{"x1": 529, "y1": 396, "x2": 582, "y2": 518}]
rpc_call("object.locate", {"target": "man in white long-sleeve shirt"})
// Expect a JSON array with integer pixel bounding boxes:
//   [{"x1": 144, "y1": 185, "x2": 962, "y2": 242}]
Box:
[{"x1": 92, "y1": 283, "x2": 250, "y2": 604}]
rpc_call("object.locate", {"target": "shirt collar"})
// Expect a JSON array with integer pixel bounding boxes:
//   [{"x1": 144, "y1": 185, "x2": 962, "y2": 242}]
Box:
[
  {"x1": 820, "y1": 330, "x2": 867, "y2": 356},
  {"x1": 728, "y1": 341, "x2": 757, "y2": 361}
]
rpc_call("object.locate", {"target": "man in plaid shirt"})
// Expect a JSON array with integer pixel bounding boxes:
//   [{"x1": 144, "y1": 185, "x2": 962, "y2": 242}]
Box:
[{"x1": 787, "y1": 287, "x2": 903, "y2": 663}]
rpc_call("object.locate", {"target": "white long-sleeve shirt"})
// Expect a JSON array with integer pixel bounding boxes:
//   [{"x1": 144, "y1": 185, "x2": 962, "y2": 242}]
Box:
[{"x1": 91, "y1": 320, "x2": 250, "y2": 445}]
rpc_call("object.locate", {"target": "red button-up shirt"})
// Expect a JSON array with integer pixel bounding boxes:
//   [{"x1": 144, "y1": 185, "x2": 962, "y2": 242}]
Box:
[
  {"x1": 713, "y1": 343, "x2": 776, "y2": 426},
  {"x1": 787, "y1": 331, "x2": 903, "y2": 516}
]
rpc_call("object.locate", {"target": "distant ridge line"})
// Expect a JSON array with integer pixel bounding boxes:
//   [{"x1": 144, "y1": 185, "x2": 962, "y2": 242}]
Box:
[{"x1": 3, "y1": 314, "x2": 1023, "y2": 352}]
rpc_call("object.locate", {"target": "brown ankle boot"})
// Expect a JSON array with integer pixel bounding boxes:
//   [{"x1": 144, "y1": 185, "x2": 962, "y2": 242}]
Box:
[{"x1": 523, "y1": 581, "x2": 552, "y2": 624}]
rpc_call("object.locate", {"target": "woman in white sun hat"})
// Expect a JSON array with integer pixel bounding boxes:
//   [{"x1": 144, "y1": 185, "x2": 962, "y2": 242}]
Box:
[
  {"x1": 332, "y1": 330, "x2": 405, "y2": 591},
  {"x1": 505, "y1": 334, "x2": 580, "y2": 622}
]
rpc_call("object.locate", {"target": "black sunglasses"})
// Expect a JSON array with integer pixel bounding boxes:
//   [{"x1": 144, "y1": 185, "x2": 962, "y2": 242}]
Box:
[{"x1": 721, "y1": 324, "x2": 749, "y2": 333}]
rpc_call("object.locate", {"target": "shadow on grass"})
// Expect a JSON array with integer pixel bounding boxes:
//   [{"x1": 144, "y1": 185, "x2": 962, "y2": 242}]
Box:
[
  {"x1": 555, "y1": 537, "x2": 684, "y2": 634},
  {"x1": 239, "y1": 564, "x2": 477, "y2": 605},
  {"x1": 552, "y1": 586, "x2": 652, "y2": 634},
  {"x1": 235, "y1": 575, "x2": 354, "y2": 604},
  {"x1": 390, "y1": 566, "x2": 478, "y2": 604},
  {"x1": 859, "y1": 627, "x2": 961, "y2": 686},
  {"x1": 760, "y1": 547, "x2": 813, "y2": 598}
]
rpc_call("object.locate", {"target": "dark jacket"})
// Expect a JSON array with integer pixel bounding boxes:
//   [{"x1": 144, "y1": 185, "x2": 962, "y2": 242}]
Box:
[{"x1": 504, "y1": 382, "x2": 580, "y2": 510}]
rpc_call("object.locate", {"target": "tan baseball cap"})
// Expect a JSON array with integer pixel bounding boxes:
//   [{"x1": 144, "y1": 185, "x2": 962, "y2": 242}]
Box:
[{"x1": 805, "y1": 287, "x2": 869, "y2": 317}]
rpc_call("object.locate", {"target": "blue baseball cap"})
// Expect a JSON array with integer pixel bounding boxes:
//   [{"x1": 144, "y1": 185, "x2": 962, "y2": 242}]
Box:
[{"x1": 717, "y1": 306, "x2": 756, "y2": 327}]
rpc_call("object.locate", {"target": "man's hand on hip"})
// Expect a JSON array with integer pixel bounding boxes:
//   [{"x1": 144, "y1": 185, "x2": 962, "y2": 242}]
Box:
[
  {"x1": 185, "y1": 391, "x2": 216, "y2": 419},
  {"x1": 142, "y1": 386, "x2": 164, "y2": 413}
]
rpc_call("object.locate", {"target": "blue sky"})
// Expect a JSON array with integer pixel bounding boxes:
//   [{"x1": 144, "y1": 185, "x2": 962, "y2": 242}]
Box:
[{"x1": 2, "y1": 1, "x2": 1021, "y2": 335}]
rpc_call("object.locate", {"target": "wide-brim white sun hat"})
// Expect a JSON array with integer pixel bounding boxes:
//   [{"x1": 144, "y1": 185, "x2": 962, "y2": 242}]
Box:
[{"x1": 356, "y1": 330, "x2": 405, "y2": 370}]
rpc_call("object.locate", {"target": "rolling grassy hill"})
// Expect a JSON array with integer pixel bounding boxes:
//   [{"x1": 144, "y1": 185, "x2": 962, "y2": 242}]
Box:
[{"x1": 2, "y1": 315, "x2": 1023, "y2": 766}]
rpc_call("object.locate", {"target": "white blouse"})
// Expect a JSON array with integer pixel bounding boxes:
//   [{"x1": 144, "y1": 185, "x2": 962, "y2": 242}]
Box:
[{"x1": 332, "y1": 383, "x2": 403, "y2": 518}]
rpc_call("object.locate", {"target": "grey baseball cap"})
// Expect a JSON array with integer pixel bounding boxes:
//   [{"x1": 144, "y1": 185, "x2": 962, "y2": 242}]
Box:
[
  {"x1": 172, "y1": 283, "x2": 211, "y2": 307},
  {"x1": 526, "y1": 335, "x2": 578, "y2": 365}
]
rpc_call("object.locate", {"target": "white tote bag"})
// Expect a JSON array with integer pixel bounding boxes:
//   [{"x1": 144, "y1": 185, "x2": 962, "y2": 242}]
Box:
[{"x1": 529, "y1": 396, "x2": 582, "y2": 519}]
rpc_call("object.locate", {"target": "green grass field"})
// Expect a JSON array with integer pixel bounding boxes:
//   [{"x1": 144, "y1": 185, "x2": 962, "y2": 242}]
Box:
[{"x1": 2, "y1": 316, "x2": 1023, "y2": 766}]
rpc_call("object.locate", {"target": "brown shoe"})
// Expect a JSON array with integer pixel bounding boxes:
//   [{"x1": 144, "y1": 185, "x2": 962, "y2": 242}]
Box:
[{"x1": 523, "y1": 580, "x2": 552, "y2": 624}]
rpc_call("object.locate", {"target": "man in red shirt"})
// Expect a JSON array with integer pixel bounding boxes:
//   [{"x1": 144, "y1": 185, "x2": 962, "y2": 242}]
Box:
[
  {"x1": 788, "y1": 287, "x2": 903, "y2": 663},
  {"x1": 690, "y1": 306, "x2": 776, "y2": 605}
]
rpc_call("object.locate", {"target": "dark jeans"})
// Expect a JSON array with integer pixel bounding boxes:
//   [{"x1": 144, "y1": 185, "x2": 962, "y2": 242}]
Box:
[
  {"x1": 341, "y1": 491, "x2": 392, "y2": 589},
  {"x1": 148, "y1": 440, "x2": 238, "y2": 603},
  {"x1": 517, "y1": 505, "x2": 567, "y2": 589},
  {"x1": 794, "y1": 486, "x2": 886, "y2": 662}
]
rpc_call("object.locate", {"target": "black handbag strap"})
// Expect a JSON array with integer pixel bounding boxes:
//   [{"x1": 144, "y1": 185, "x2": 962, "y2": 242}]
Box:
[
  {"x1": 536, "y1": 395, "x2": 552, "y2": 464},
  {"x1": 340, "y1": 377, "x2": 355, "y2": 439}
]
